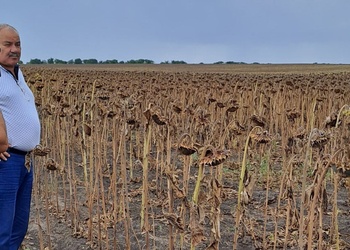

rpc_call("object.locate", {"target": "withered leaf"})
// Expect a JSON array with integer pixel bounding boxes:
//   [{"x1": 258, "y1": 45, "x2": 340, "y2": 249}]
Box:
[
  {"x1": 83, "y1": 124, "x2": 92, "y2": 136},
  {"x1": 163, "y1": 212, "x2": 185, "y2": 232}
]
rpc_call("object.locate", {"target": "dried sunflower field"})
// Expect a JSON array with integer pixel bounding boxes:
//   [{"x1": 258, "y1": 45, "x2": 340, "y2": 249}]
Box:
[{"x1": 21, "y1": 64, "x2": 350, "y2": 250}]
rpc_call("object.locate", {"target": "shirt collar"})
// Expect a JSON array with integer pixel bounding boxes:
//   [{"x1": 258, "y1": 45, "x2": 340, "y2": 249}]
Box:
[{"x1": 0, "y1": 64, "x2": 19, "y2": 79}]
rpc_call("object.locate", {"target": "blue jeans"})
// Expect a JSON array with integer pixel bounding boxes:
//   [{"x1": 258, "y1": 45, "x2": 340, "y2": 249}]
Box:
[{"x1": 0, "y1": 153, "x2": 33, "y2": 250}]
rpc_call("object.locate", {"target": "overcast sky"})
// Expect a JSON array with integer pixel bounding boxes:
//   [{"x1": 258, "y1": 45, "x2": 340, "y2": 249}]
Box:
[{"x1": 2, "y1": 1, "x2": 350, "y2": 64}]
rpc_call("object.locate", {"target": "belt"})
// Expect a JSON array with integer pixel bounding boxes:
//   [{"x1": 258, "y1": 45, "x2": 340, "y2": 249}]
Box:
[{"x1": 7, "y1": 147, "x2": 29, "y2": 155}]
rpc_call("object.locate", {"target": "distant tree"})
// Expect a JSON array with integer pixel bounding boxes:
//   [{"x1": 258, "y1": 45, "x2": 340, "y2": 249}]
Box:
[
  {"x1": 54, "y1": 59, "x2": 67, "y2": 64},
  {"x1": 28, "y1": 58, "x2": 45, "y2": 64},
  {"x1": 101, "y1": 59, "x2": 118, "y2": 64},
  {"x1": 127, "y1": 59, "x2": 136, "y2": 64},
  {"x1": 67, "y1": 59, "x2": 74, "y2": 64},
  {"x1": 143, "y1": 59, "x2": 154, "y2": 64},
  {"x1": 213, "y1": 61, "x2": 224, "y2": 64},
  {"x1": 227, "y1": 61, "x2": 244, "y2": 64},
  {"x1": 74, "y1": 58, "x2": 83, "y2": 64},
  {"x1": 47, "y1": 58, "x2": 54, "y2": 64},
  {"x1": 83, "y1": 59, "x2": 98, "y2": 64},
  {"x1": 171, "y1": 60, "x2": 187, "y2": 64},
  {"x1": 160, "y1": 61, "x2": 170, "y2": 64},
  {"x1": 126, "y1": 59, "x2": 154, "y2": 64}
]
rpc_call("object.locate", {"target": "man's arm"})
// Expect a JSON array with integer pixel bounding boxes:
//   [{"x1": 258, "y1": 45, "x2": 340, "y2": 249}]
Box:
[{"x1": 0, "y1": 110, "x2": 9, "y2": 152}]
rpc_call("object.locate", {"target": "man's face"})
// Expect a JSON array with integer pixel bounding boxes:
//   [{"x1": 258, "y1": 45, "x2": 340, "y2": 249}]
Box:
[{"x1": 0, "y1": 27, "x2": 21, "y2": 70}]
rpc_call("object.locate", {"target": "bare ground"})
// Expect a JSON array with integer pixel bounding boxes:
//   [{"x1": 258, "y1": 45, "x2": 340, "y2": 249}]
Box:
[{"x1": 22, "y1": 159, "x2": 350, "y2": 250}]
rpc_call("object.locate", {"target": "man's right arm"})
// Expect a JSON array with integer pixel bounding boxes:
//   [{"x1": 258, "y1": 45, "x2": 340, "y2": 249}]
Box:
[{"x1": 0, "y1": 110, "x2": 9, "y2": 152}]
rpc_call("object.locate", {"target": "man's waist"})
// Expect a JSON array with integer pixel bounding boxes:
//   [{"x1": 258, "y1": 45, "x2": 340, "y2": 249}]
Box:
[{"x1": 7, "y1": 147, "x2": 29, "y2": 155}]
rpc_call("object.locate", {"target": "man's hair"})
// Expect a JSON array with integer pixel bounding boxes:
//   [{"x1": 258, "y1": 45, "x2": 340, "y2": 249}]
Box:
[{"x1": 0, "y1": 24, "x2": 18, "y2": 34}]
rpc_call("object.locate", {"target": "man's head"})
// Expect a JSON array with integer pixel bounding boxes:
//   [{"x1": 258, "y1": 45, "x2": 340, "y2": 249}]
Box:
[{"x1": 0, "y1": 24, "x2": 21, "y2": 71}]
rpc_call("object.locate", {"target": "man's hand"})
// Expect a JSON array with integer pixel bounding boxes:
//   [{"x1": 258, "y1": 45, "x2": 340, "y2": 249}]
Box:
[{"x1": 0, "y1": 151, "x2": 9, "y2": 161}]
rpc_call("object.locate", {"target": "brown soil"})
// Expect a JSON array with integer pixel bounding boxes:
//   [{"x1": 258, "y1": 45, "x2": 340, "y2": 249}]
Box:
[{"x1": 22, "y1": 160, "x2": 350, "y2": 249}]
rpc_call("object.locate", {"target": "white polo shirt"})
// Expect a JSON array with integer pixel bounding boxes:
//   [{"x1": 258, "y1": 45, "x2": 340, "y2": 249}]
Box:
[{"x1": 0, "y1": 65, "x2": 41, "y2": 151}]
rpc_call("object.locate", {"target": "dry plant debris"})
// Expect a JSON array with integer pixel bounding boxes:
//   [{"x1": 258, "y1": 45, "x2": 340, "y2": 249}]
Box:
[{"x1": 21, "y1": 65, "x2": 350, "y2": 250}]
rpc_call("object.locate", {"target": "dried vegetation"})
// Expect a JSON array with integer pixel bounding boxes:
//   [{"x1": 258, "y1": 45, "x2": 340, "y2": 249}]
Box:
[{"x1": 22, "y1": 65, "x2": 350, "y2": 249}]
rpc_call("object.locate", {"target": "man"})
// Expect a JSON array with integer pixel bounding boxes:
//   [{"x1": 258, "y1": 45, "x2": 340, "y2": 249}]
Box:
[{"x1": 0, "y1": 24, "x2": 41, "y2": 249}]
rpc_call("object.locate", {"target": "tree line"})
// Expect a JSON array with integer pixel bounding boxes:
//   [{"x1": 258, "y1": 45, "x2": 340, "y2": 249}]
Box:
[
  {"x1": 25, "y1": 58, "x2": 187, "y2": 65},
  {"x1": 23, "y1": 58, "x2": 253, "y2": 65}
]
